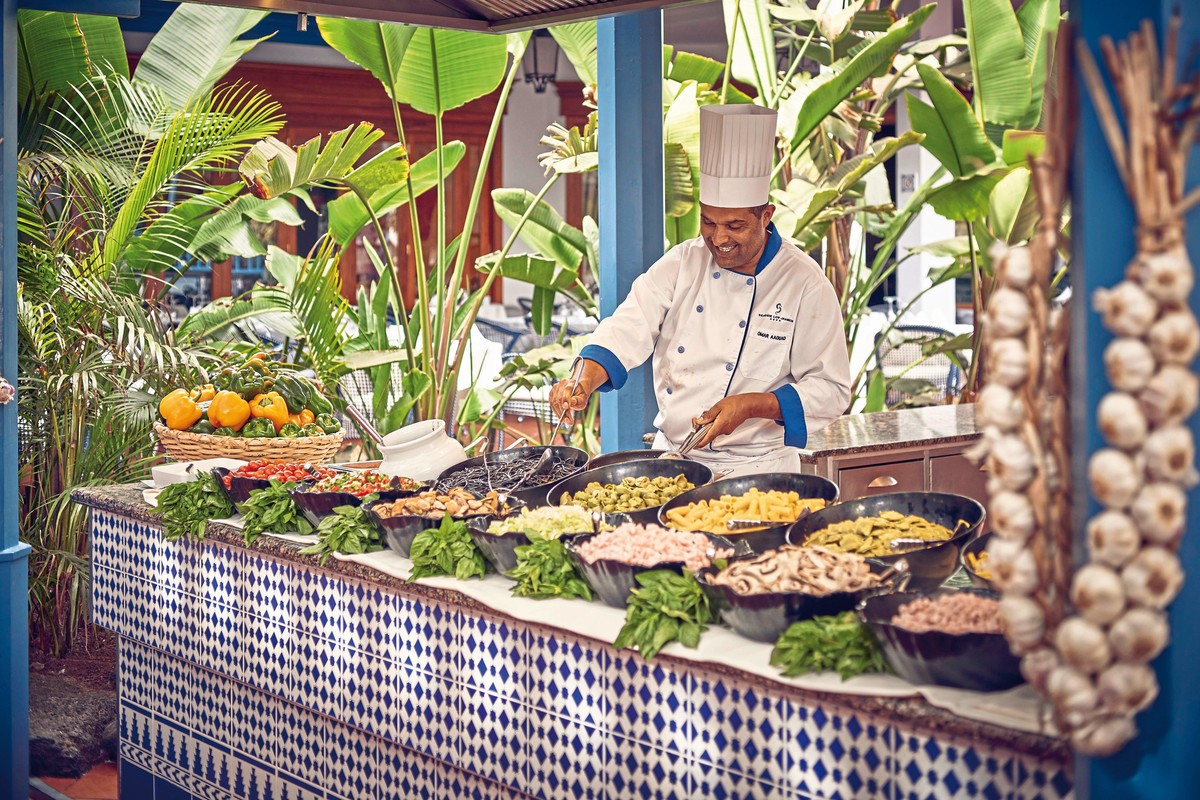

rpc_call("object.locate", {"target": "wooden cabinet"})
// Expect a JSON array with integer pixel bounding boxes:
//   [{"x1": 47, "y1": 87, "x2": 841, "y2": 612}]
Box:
[
  {"x1": 837, "y1": 458, "x2": 925, "y2": 499},
  {"x1": 804, "y1": 442, "x2": 987, "y2": 508},
  {"x1": 930, "y1": 453, "x2": 989, "y2": 506}
]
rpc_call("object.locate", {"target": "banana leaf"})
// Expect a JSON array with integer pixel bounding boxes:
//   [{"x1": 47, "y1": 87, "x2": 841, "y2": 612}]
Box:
[
  {"x1": 1015, "y1": 0, "x2": 1060, "y2": 128},
  {"x1": 988, "y1": 167, "x2": 1039, "y2": 245},
  {"x1": 490, "y1": 188, "x2": 588, "y2": 271},
  {"x1": 133, "y1": 5, "x2": 270, "y2": 111},
  {"x1": 315, "y1": 17, "x2": 417, "y2": 102},
  {"x1": 1001, "y1": 130, "x2": 1046, "y2": 166},
  {"x1": 394, "y1": 28, "x2": 508, "y2": 117},
  {"x1": 667, "y1": 50, "x2": 725, "y2": 86},
  {"x1": 664, "y1": 142, "x2": 695, "y2": 218},
  {"x1": 16, "y1": 10, "x2": 127, "y2": 103},
  {"x1": 926, "y1": 170, "x2": 1006, "y2": 223},
  {"x1": 789, "y1": 5, "x2": 935, "y2": 150},
  {"x1": 963, "y1": 0, "x2": 1032, "y2": 139},
  {"x1": 327, "y1": 141, "x2": 465, "y2": 245},
  {"x1": 343, "y1": 144, "x2": 411, "y2": 201},
  {"x1": 906, "y1": 64, "x2": 996, "y2": 178},
  {"x1": 549, "y1": 21, "x2": 598, "y2": 89},
  {"x1": 723, "y1": 0, "x2": 776, "y2": 100}
]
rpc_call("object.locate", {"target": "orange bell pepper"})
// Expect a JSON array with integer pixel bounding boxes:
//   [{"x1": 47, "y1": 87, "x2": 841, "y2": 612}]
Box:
[{"x1": 249, "y1": 392, "x2": 290, "y2": 432}]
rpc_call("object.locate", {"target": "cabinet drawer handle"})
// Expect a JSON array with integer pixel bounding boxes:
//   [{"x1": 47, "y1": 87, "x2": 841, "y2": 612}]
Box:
[{"x1": 868, "y1": 475, "x2": 898, "y2": 488}]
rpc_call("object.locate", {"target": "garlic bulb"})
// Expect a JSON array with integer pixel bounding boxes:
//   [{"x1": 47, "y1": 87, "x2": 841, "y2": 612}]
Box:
[
  {"x1": 1139, "y1": 366, "x2": 1200, "y2": 427},
  {"x1": 1134, "y1": 246, "x2": 1194, "y2": 305},
  {"x1": 1130, "y1": 482, "x2": 1187, "y2": 545},
  {"x1": 1002, "y1": 245, "x2": 1033, "y2": 289},
  {"x1": 1046, "y1": 666, "x2": 1099, "y2": 715},
  {"x1": 1020, "y1": 647, "x2": 1060, "y2": 693},
  {"x1": 1097, "y1": 663, "x2": 1158, "y2": 715},
  {"x1": 987, "y1": 288, "x2": 1033, "y2": 337},
  {"x1": 1097, "y1": 392, "x2": 1149, "y2": 450},
  {"x1": 988, "y1": 338, "x2": 1031, "y2": 388},
  {"x1": 1148, "y1": 311, "x2": 1200, "y2": 365},
  {"x1": 1104, "y1": 337, "x2": 1158, "y2": 393},
  {"x1": 990, "y1": 490, "x2": 1036, "y2": 542},
  {"x1": 1121, "y1": 547, "x2": 1184, "y2": 609},
  {"x1": 977, "y1": 384, "x2": 1025, "y2": 432},
  {"x1": 1140, "y1": 425, "x2": 1198, "y2": 486},
  {"x1": 1093, "y1": 280, "x2": 1159, "y2": 337},
  {"x1": 1000, "y1": 596, "x2": 1046, "y2": 652},
  {"x1": 1069, "y1": 564, "x2": 1126, "y2": 626},
  {"x1": 1108, "y1": 608, "x2": 1169, "y2": 664},
  {"x1": 988, "y1": 537, "x2": 1041, "y2": 596},
  {"x1": 1055, "y1": 617, "x2": 1113, "y2": 674},
  {"x1": 991, "y1": 433, "x2": 1036, "y2": 491},
  {"x1": 1086, "y1": 510, "x2": 1143, "y2": 567},
  {"x1": 1071, "y1": 715, "x2": 1136, "y2": 758},
  {"x1": 1088, "y1": 448, "x2": 1144, "y2": 509}
]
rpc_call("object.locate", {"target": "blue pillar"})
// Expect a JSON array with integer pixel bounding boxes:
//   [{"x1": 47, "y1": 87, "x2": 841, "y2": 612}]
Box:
[
  {"x1": 597, "y1": 10, "x2": 662, "y2": 453},
  {"x1": 1, "y1": 0, "x2": 32, "y2": 795},
  {"x1": 1073, "y1": 1, "x2": 1200, "y2": 796}
]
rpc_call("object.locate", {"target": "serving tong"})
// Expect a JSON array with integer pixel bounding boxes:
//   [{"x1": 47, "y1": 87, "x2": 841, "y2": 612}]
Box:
[
  {"x1": 508, "y1": 360, "x2": 583, "y2": 491},
  {"x1": 659, "y1": 421, "x2": 714, "y2": 461},
  {"x1": 887, "y1": 518, "x2": 971, "y2": 553},
  {"x1": 725, "y1": 506, "x2": 815, "y2": 532}
]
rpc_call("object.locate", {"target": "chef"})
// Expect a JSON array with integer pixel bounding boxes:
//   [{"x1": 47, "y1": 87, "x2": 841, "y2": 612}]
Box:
[{"x1": 549, "y1": 105, "x2": 851, "y2": 477}]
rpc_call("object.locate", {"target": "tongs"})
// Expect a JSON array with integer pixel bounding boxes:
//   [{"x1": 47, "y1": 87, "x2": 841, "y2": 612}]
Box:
[
  {"x1": 726, "y1": 506, "x2": 815, "y2": 532},
  {"x1": 659, "y1": 421, "x2": 714, "y2": 460},
  {"x1": 510, "y1": 359, "x2": 583, "y2": 491}
]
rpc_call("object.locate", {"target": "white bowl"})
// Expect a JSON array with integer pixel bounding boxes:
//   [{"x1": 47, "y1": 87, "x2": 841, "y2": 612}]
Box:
[{"x1": 151, "y1": 458, "x2": 247, "y2": 488}]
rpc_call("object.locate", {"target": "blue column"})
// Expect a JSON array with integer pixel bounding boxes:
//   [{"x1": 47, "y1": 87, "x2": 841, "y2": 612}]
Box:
[
  {"x1": 1, "y1": 0, "x2": 32, "y2": 795},
  {"x1": 597, "y1": 10, "x2": 662, "y2": 453},
  {"x1": 1073, "y1": 1, "x2": 1200, "y2": 796}
]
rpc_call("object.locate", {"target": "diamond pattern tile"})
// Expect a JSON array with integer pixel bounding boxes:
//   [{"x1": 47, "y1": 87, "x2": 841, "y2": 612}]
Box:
[
  {"x1": 91, "y1": 565, "x2": 120, "y2": 631},
  {"x1": 326, "y1": 722, "x2": 383, "y2": 798},
  {"x1": 196, "y1": 599, "x2": 245, "y2": 682},
  {"x1": 1011, "y1": 753, "x2": 1075, "y2": 800},
  {"x1": 340, "y1": 648, "x2": 400, "y2": 740},
  {"x1": 526, "y1": 628, "x2": 607, "y2": 727},
  {"x1": 274, "y1": 700, "x2": 328, "y2": 788},
  {"x1": 893, "y1": 728, "x2": 1018, "y2": 800},
  {"x1": 608, "y1": 735, "x2": 691, "y2": 800},
  {"x1": 525, "y1": 711, "x2": 606, "y2": 800},
  {"x1": 157, "y1": 586, "x2": 201, "y2": 664},
  {"x1": 229, "y1": 680, "x2": 278, "y2": 765},
  {"x1": 606, "y1": 649, "x2": 691, "y2": 751},
  {"x1": 689, "y1": 674, "x2": 791, "y2": 787},
  {"x1": 379, "y1": 739, "x2": 441, "y2": 798},
  {"x1": 395, "y1": 667, "x2": 460, "y2": 763},
  {"x1": 787, "y1": 705, "x2": 894, "y2": 800},
  {"x1": 688, "y1": 760, "x2": 784, "y2": 800},
  {"x1": 460, "y1": 613, "x2": 525, "y2": 700},
  {"x1": 118, "y1": 638, "x2": 155, "y2": 710},
  {"x1": 459, "y1": 692, "x2": 529, "y2": 789}
]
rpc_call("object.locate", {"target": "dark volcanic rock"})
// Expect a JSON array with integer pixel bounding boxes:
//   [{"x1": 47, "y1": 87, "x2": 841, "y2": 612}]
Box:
[{"x1": 29, "y1": 673, "x2": 118, "y2": 778}]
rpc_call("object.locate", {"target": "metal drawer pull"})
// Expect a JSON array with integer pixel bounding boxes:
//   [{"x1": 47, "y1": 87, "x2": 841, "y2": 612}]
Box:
[{"x1": 868, "y1": 475, "x2": 898, "y2": 488}]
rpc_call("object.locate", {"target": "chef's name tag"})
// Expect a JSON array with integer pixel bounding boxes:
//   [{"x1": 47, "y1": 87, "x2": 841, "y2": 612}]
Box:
[{"x1": 754, "y1": 303, "x2": 794, "y2": 343}]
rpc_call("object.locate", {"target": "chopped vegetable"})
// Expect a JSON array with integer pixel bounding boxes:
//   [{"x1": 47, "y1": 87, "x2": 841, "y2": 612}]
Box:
[
  {"x1": 409, "y1": 515, "x2": 489, "y2": 582},
  {"x1": 225, "y1": 461, "x2": 334, "y2": 487},
  {"x1": 310, "y1": 471, "x2": 406, "y2": 498},
  {"x1": 770, "y1": 611, "x2": 888, "y2": 680},
  {"x1": 237, "y1": 478, "x2": 313, "y2": 546},
  {"x1": 613, "y1": 570, "x2": 714, "y2": 660},
  {"x1": 156, "y1": 472, "x2": 234, "y2": 542},
  {"x1": 487, "y1": 505, "x2": 597, "y2": 540},
  {"x1": 299, "y1": 503, "x2": 381, "y2": 565},
  {"x1": 507, "y1": 538, "x2": 593, "y2": 600}
]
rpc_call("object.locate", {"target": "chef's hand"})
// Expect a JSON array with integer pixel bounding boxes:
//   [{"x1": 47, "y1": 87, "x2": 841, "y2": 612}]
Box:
[
  {"x1": 549, "y1": 359, "x2": 610, "y2": 425},
  {"x1": 691, "y1": 393, "x2": 781, "y2": 451}
]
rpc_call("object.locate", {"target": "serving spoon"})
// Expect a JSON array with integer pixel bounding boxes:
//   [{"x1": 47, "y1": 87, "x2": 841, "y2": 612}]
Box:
[{"x1": 512, "y1": 359, "x2": 583, "y2": 490}]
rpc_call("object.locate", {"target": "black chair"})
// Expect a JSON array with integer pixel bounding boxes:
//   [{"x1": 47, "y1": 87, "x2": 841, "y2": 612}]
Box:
[
  {"x1": 475, "y1": 317, "x2": 527, "y2": 355},
  {"x1": 872, "y1": 325, "x2": 962, "y2": 407}
]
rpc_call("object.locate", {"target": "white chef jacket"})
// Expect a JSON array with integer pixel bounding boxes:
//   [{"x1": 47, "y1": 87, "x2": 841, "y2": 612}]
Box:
[{"x1": 580, "y1": 223, "x2": 850, "y2": 473}]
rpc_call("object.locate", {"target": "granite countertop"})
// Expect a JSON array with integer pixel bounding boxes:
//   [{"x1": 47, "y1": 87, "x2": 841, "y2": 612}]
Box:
[
  {"x1": 71, "y1": 482, "x2": 1068, "y2": 764},
  {"x1": 798, "y1": 404, "x2": 980, "y2": 461}
]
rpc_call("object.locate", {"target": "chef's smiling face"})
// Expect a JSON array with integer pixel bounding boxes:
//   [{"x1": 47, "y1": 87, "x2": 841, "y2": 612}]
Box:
[{"x1": 699, "y1": 202, "x2": 775, "y2": 274}]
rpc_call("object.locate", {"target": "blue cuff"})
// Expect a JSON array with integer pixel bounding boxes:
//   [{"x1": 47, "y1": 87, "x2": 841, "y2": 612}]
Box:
[
  {"x1": 771, "y1": 385, "x2": 808, "y2": 448},
  {"x1": 579, "y1": 344, "x2": 627, "y2": 391}
]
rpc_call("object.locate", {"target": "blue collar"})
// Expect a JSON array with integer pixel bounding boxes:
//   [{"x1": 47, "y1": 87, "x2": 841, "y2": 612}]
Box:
[{"x1": 754, "y1": 222, "x2": 782, "y2": 275}]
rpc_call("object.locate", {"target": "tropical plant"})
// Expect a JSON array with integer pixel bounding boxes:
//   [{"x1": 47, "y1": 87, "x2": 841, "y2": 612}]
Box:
[{"x1": 15, "y1": 5, "x2": 289, "y2": 654}]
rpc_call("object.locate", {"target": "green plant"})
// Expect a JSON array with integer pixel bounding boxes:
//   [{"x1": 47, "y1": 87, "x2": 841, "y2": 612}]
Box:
[{"x1": 15, "y1": 5, "x2": 290, "y2": 654}]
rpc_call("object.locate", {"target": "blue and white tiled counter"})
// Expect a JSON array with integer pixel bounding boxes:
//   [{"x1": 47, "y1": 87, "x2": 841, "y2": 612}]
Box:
[{"x1": 74, "y1": 485, "x2": 1072, "y2": 800}]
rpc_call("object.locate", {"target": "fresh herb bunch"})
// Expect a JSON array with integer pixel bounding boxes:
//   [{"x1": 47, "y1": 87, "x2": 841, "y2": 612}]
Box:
[
  {"x1": 770, "y1": 611, "x2": 889, "y2": 681},
  {"x1": 156, "y1": 472, "x2": 234, "y2": 542},
  {"x1": 237, "y1": 479, "x2": 313, "y2": 546},
  {"x1": 408, "y1": 515, "x2": 488, "y2": 582},
  {"x1": 507, "y1": 538, "x2": 592, "y2": 600},
  {"x1": 613, "y1": 569, "x2": 714, "y2": 660},
  {"x1": 298, "y1": 502, "x2": 380, "y2": 565}
]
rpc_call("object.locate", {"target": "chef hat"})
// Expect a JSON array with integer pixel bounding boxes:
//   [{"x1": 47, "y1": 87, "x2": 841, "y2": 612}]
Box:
[{"x1": 699, "y1": 105, "x2": 779, "y2": 208}]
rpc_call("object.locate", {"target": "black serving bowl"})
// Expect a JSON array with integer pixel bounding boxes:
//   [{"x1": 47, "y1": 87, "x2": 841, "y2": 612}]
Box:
[
  {"x1": 548, "y1": 458, "x2": 714, "y2": 525},
  {"x1": 657, "y1": 473, "x2": 840, "y2": 553},
  {"x1": 562, "y1": 529, "x2": 735, "y2": 608},
  {"x1": 786, "y1": 492, "x2": 984, "y2": 592},
  {"x1": 586, "y1": 449, "x2": 667, "y2": 470},
  {"x1": 959, "y1": 532, "x2": 995, "y2": 590},
  {"x1": 364, "y1": 495, "x2": 524, "y2": 559},
  {"x1": 289, "y1": 477, "x2": 427, "y2": 528},
  {"x1": 211, "y1": 467, "x2": 267, "y2": 506},
  {"x1": 694, "y1": 554, "x2": 903, "y2": 644},
  {"x1": 436, "y1": 446, "x2": 589, "y2": 509},
  {"x1": 858, "y1": 588, "x2": 1022, "y2": 691},
  {"x1": 466, "y1": 511, "x2": 631, "y2": 575}
]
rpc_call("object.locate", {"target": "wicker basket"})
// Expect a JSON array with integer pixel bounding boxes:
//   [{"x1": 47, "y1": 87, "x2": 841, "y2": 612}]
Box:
[{"x1": 154, "y1": 422, "x2": 344, "y2": 464}]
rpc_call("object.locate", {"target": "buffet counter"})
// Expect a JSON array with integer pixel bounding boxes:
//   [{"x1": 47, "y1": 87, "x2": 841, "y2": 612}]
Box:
[{"x1": 74, "y1": 483, "x2": 1072, "y2": 800}]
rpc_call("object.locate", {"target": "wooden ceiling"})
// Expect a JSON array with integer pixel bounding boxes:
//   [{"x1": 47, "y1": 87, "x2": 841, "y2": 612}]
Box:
[{"x1": 187, "y1": 0, "x2": 705, "y2": 33}]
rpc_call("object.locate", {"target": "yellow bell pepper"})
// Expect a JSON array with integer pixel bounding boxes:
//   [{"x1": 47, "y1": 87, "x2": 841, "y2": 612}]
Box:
[
  {"x1": 249, "y1": 392, "x2": 290, "y2": 432},
  {"x1": 190, "y1": 384, "x2": 216, "y2": 403},
  {"x1": 207, "y1": 391, "x2": 252, "y2": 432},
  {"x1": 159, "y1": 389, "x2": 202, "y2": 431}
]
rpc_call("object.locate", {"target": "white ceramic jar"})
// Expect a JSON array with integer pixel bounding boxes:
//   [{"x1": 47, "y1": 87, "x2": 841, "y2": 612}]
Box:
[{"x1": 377, "y1": 420, "x2": 468, "y2": 481}]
